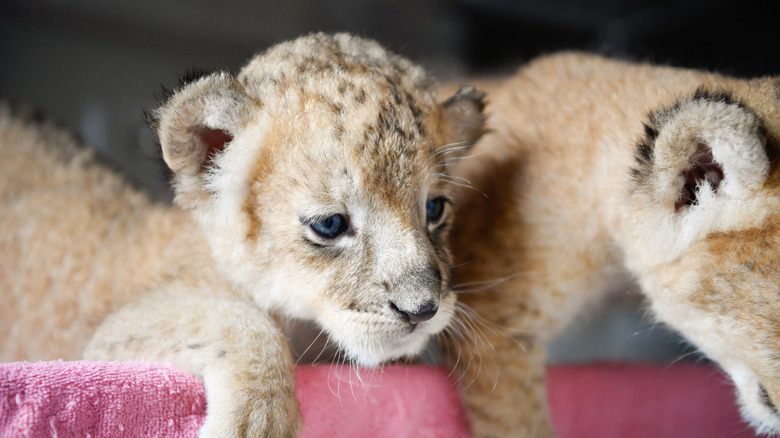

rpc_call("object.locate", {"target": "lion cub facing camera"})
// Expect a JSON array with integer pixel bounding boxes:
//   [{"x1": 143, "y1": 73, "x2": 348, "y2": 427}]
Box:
[{"x1": 0, "y1": 33, "x2": 485, "y2": 437}]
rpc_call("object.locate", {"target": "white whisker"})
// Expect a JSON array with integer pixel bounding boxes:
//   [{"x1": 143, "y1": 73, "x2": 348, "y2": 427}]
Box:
[
  {"x1": 452, "y1": 273, "x2": 520, "y2": 293},
  {"x1": 295, "y1": 327, "x2": 326, "y2": 365}
]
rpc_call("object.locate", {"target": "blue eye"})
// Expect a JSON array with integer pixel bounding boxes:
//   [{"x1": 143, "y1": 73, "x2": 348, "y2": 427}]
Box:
[
  {"x1": 426, "y1": 197, "x2": 447, "y2": 224},
  {"x1": 310, "y1": 214, "x2": 348, "y2": 239}
]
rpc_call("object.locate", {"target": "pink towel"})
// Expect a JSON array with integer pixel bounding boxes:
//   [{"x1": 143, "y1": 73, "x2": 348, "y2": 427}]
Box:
[
  {"x1": 0, "y1": 361, "x2": 470, "y2": 438},
  {"x1": 0, "y1": 360, "x2": 762, "y2": 438},
  {"x1": 0, "y1": 361, "x2": 206, "y2": 437}
]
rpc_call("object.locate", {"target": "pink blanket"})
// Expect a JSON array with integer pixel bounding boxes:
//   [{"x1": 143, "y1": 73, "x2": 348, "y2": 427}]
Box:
[
  {"x1": 0, "y1": 361, "x2": 469, "y2": 438},
  {"x1": 0, "y1": 361, "x2": 761, "y2": 437}
]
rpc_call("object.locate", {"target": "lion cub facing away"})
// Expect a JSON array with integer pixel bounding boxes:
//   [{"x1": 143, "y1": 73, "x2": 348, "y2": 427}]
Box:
[
  {"x1": 0, "y1": 33, "x2": 485, "y2": 437},
  {"x1": 445, "y1": 54, "x2": 780, "y2": 436}
]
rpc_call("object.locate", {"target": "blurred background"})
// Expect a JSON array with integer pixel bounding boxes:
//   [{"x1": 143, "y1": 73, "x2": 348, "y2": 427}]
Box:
[{"x1": 1, "y1": 0, "x2": 775, "y2": 364}]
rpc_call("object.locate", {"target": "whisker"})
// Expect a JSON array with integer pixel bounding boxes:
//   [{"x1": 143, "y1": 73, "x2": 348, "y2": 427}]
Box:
[
  {"x1": 441, "y1": 174, "x2": 477, "y2": 186},
  {"x1": 441, "y1": 305, "x2": 484, "y2": 387},
  {"x1": 335, "y1": 350, "x2": 348, "y2": 403},
  {"x1": 449, "y1": 260, "x2": 475, "y2": 270},
  {"x1": 452, "y1": 273, "x2": 521, "y2": 295},
  {"x1": 311, "y1": 333, "x2": 334, "y2": 365},
  {"x1": 432, "y1": 141, "x2": 469, "y2": 157},
  {"x1": 295, "y1": 327, "x2": 326, "y2": 365},
  {"x1": 438, "y1": 176, "x2": 475, "y2": 191},
  {"x1": 666, "y1": 349, "x2": 703, "y2": 367},
  {"x1": 452, "y1": 273, "x2": 519, "y2": 290},
  {"x1": 457, "y1": 309, "x2": 497, "y2": 389},
  {"x1": 446, "y1": 150, "x2": 485, "y2": 163},
  {"x1": 440, "y1": 179, "x2": 488, "y2": 197},
  {"x1": 349, "y1": 358, "x2": 358, "y2": 403},
  {"x1": 443, "y1": 328, "x2": 464, "y2": 380}
]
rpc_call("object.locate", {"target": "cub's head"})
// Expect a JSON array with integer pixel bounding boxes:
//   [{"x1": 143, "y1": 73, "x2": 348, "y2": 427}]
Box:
[
  {"x1": 627, "y1": 79, "x2": 780, "y2": 433},
  {"x1": 148, "y1": 33, "x2": 484, "y2": 367}
]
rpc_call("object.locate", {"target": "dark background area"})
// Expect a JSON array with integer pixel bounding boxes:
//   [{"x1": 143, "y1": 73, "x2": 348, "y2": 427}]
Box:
[{"x1": 1, "y1": 0, "x2": 774, "y2": 363}]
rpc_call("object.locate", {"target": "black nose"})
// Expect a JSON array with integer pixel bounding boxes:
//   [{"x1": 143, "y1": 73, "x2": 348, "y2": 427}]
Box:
[{"x1": 390, "y1": 301, "x2": 438, "y2": 325}]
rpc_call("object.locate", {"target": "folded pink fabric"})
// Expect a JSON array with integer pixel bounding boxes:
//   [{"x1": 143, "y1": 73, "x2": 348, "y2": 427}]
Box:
[
  {"x1": 0, "y1": 361, "x2": 205, "y2": 437},
  {"x1": 0, "y1": 360, "x2": 761, "y2": 437},
  {"x1": 0, "y1": 361, "x2": 470, "y2": 438}
]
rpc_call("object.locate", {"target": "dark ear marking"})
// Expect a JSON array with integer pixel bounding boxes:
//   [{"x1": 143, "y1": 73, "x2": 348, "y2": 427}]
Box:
[
  {"x1": 144, "y1": 68, "x2": 221, "y2": 132},
  {"x1": 142, "y1": 109, "x2": 159, "y2": 135},
  {"x1": 631, "y1": 88, "x2": 746, "y2": 186},
  {"x1": 631, "y1": 87, "x2": 768, "y2": 212},
  {"x1": 631, "y1": 123, "x2": 658, "y2": 183},
  {"x1": 179, "y1": 68, "x2": 214, "y2": 87},
  {"x1": 443, "y1": 85, "x2": 486, "y2": 111},
  {"x1": 759, "y1": 384, "x2": 780, "y2": 417},
  {"x1": 692, "y1": 87, "x2": 739, "y2": 107}
]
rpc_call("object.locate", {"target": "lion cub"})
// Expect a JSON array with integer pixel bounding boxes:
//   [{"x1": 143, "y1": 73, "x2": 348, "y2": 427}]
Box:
[
  {"x1": 0, "y1": 33, "x2": 484, "y2": 437},
  {"x1": 445, "y1": 53, "x2": 780, "y2": 437}
]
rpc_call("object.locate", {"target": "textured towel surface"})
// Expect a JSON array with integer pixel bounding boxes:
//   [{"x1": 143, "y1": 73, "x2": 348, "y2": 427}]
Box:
[
  {"x1": 0, "y1": 362, "x2": 206, "y2": 438},
  {"x1": 0, "y1": 361, "x2": 762, "y2": 437},
  {"x1": 0, "y1": 361, "x2": 470, "y2": 438},
  {"x1": 0, "y1": 361, "x2": 206, "y2": 437}
]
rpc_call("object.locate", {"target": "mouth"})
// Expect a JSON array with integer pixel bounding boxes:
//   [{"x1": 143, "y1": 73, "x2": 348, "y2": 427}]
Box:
[
  {"x1": 326, "y1": 296, "x2": 456, "y2": 368},
  {"x1": 339, "y1": 329, "x2": 431, "y2": 368}
]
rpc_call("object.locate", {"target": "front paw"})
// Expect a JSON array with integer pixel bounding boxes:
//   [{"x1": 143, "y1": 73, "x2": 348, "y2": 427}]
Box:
[
  {"x1": 199, "y1": 367, "x2": 301, "y2": 438},
  {"x1": 199, "y1": 399, "x2": 301, "y2": 438},
  {"x1": 468, "y1": 414, "x2": 555, "y2": 438}
]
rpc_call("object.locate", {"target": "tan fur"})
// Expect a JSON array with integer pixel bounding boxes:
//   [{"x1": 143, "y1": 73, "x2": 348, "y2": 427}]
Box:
[
  {"x1": 0, "y1": 33, "x2": 485, "y2": 437},
  {"x1": 443, "y1": 53, "x2": 780, "y2": 436}
]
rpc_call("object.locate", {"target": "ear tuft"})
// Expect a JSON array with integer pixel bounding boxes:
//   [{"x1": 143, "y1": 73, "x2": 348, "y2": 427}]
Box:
[
  {"x1": 150, "y1": 71, "x2": 257, "y2": 206},
  {"x1": 441, "y1": 85, "x2": 487, "y2": 150},
  {"x1": 178, "y1": 68, "x2": 215, "y2": 87}
]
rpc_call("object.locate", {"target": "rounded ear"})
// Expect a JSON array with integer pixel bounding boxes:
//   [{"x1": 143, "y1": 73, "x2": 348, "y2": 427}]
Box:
[
  {"x1": 632, "y1": 91, "x2": 769, "y2": 213},
  {"x1": 148, "y1": 72, "x2": 258, "y2": 205},
  {"x1": 439, "y1": 85, "x2": 486, "y2": 160}
]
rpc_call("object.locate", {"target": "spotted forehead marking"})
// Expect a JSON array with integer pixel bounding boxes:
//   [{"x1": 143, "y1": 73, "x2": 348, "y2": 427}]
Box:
[
  {"x1": 358, "y1": 98, "x2": 434, "y2": 199},
  {"x1": 239, "y1": 33, "x2": 445, "y2": 216},
  {"x1": 238, "y1": 33, "x2": 432, "y2": 103}
]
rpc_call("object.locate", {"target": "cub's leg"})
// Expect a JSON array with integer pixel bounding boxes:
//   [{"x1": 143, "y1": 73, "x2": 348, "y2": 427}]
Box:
[
  {"x1": 85, "y1": 290, "x2": 300, "y2": 438},
  {"x1": 445, "y1": 287, "x2": 555, "y2": 438},
  {"x1": 444, "y1": 150, "x2": 600, "y2": 437}
]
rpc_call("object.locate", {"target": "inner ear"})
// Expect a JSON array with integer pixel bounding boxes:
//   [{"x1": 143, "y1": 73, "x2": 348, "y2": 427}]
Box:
[
  {"x1": 197, "y1": 127, "x2": 233, "y2": 172},
  {"x1": 675, "y1": 142, "x2": 724, "y2": 212}
]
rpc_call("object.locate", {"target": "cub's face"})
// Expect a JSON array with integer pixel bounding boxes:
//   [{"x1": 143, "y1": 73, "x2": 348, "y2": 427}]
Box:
[
  {"x1": 150, "y1": 34, "x2": 484, "y2": 367},
  {"x1": 626, "y1": 78, "x2": 780, "y2": 433}
]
